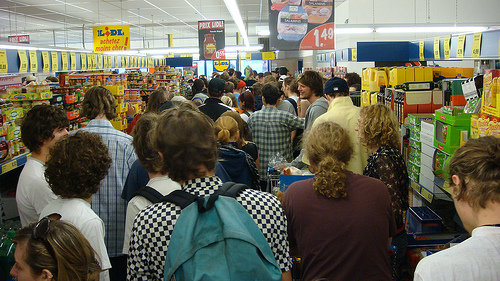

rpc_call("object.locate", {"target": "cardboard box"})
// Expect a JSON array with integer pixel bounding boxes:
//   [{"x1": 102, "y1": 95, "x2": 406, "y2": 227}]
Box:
[
  {"x1": 105, "y1": 85, "x2": 124, "y2": 96},
  {"x1": 407, "y1": 113, "x2": 434, "y2": 128},
  {"x1": 419, "y1": 172, "x2": 434, "y2": 190},
  {"x1": 421, "y1": 152, "x2": 434, "y2": 169},
  {"x1": 421, "y1": 143, "x2": 435, "y2": 158},
  {"x1": 420, "y1": 164, "x2": 434, "y2": 182},
  {"x1": 471, "y1": 113, "x2": 500, "y2": 138},
  {"x1": 481, "y1": 71, "x2": 500, "y2": 118},
  {"x1": 4, "y1": 108, "x2": 24, "y2": 122},
  {"x1": 434, "y1": 107, "x2": 472, "y2": 155},
  {"x1": 420, "y1": 132, "x2": 434, "y2": 147}
]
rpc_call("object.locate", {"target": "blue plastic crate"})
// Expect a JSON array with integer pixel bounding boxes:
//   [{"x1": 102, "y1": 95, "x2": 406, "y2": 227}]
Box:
[
  {"x1": 279, "y1": 175, "x2": 314, "y2": 192},
  {"x1": 406, "y1": 206, "x2": 443, "y2": 235}
]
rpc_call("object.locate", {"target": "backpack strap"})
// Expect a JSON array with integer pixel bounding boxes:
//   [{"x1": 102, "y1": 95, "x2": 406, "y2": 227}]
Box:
[
  {"x1": 286, "y1": 98, "x2": 298, "y2": 115},
  {"x1": 218, "y1": 182, "x2": 248, "y2": 198},
  {"x1": 163, "y1": 190, "x2": 219, "y2": 213},
  {"x1": 135, "y1": 186, "x2": 164, "y2": 204}
]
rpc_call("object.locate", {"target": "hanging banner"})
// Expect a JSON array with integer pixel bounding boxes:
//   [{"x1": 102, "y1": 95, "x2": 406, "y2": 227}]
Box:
[
  {"x1": 18, "y1": 50, "x2": 28, "y2": 73},
  {"x1": 29, "y1": 50, "x2": 38, "y2": 73},
  {"x1": 269, "y1": 0, "x2": 334, "y2": 51},
  {"x1": 70, "y1": 52, "x2": 76, "y2": 70},
  {"x1": 51, "y1": 52, "x2": 58, "y2": 71},
  {"x1": 433, "y1": 37, "x2": 440, "y2": 60},
  {"x1": 0, "y1": 49, "x2": 8, "y2": 74},
  {"x1": 81, "y1": 53, "x2": 87, "y2": 70},
  {"x1": 198, "y1": 20, "x2": 225, "y2": 60},
  {"x1": 61, "y1": 52, "x2": 68, "y2": 71},
  {"x1": 42, "y1": 51, "x2": 50, "y2": 73},
  {"x1": 93, "y1": 25, "x2": 130, "y2": 53},
  {"x1": 444, "y1": 36, "x2": 451, "y2": 60}
]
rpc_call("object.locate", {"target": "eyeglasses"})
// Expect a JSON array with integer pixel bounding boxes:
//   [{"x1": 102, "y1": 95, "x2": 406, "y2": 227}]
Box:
[{"x1": 33, "y1": 217, "x2": 58, "y2": 265}]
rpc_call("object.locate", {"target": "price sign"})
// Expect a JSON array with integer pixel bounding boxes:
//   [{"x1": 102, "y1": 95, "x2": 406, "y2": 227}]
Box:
[
  {"x1": 70, "y1": 52, "x2": 76, "y2": 70},
  {"x1": 420, "y1": 187, "x2": 434, "y2": 203},
  {"x1": 92, "y1": 54, "x2": 97, "y2": 69},
  {"x1": 351, "y1": 48, "x2": 357, "y2": 61},
  {"x1": 1, "y1": 160, "x2": 18, "y2": 174},
  {"x1": 0, "y1": 49, "x2": 7, "y2": 74},
  {"x1": 456, "y1": 35, "x2": 466, "y2": 58},
  {"x1": 434, "y1": 37, "x2": 440, "y2": 60},
  {"x1": 29, "y1": 50, "x2": 38, "y2": 73},
  {"x1": 419, "y1": 41, "x2": 425, "y2": 61},
  {"x1": 107, "y1": 55, "x2": 112, "y2": 68},
  {"x1": 51, "y1": 52, "x2": 58, "y2": 71},
  {"x1": 41, "y1": 51, "x2": 50, "y2": 73},
  {"x1": 472, "y1": 32, "x2": 482, "y2": 58},
  {"x1": 18, "y1": 50, "x2": 28, "y2": 73},
  {"x1": 299, "y1": 23, "x2": 335, "y2": 50},
  {"x1": 103, "y1": 55, "x2": 108, "y2": 68},
  {"x1": 444, "y1": 36, "x2": 451, "y2": 60},
  {"x1": 262, "y1": 52, "x2": 275, "y2": 60},
  {"x1": 81, "y1": 53, "x2": 87, "y2": 70},
  {"x1": 61, "y1": 52, "x2": 68, "y2": 71},
  {"x1": 97, "y1": 54, "x2": 102, "y2": 69}
]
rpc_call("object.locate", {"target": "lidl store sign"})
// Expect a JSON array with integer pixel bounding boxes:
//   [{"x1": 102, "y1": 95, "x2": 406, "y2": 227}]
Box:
[
  {"x1": 93, "y1": 25, "x2": 130, "y2": 53},
  {"x1": 214, "y1": 60, "x2": 230, "y2": 71}
]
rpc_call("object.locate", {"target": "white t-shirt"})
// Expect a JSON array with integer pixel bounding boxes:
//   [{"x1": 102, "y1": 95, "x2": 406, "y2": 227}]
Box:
[
  {"x1": 414, "y1": 226, "x2": 500, "y2": 281},
  {"x1": 16, "y1": 158, "x2": 58, "y2": 227},
  {"x1": 122, "y1": 175, "x2": 181, "y2": 254},
  {"x1": 40, "y1": 198, "x2": 112, "y2": 281}
]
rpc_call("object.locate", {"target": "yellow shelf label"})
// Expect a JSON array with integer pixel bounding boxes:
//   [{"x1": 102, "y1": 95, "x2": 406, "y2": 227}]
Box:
[
  {"x1": 108, "y1": 55, "x2": 112, "y2": 68},
  {"x1": 18, "y1": 50, "x2": 28, "y2": 73},
  {"x1": 61, "y1": 52, "x2": 68, "y2": 71},
  {"x1": 98, "y1": 54, "x2": 103, "y2": 69},
  {"x1": 419, "y1": 41, "x2": 425, "y2": 61},
  {"x1": 410, "y1": 181, "x2": 421, "y2": 193},
  {"x1": 51, "y1": 51, "x2": 58, "y2": 71},
  {"x1": 42, "y1": 51, "x2": 50, "y2": 73},
  {"x1": 29, "y1": 50, "x2": 38, "y2": 73},
  {"x1": 70, "y1": 52, "x2": 76, "y2": 70},
  {"x1": 262, "y1": 52, "x2": 276, "y2": 60},
  {"x1": 87, "y1": 54, "x2": 93, "y2": 69},
  {"x1": 2, "y1": 160, "x2": 18, "y2": 174},
  {"x1": 444, "y1": 36, "x2": 451, "y2": 60},
  {"x1": 103, "y1": 55, "x2": 108, "y2": 68},
  {"x1": 420, "y1": 187, "x2": 434, "y2": 203},
  {"x1": 81, "y1": 53, "x2": 87, "y2": 70},
  {"x1": 434, "y1": 37, "x2": 440, "y2": 60},
  {"x1": 351, "y1": 48, "x2": 357, "y2": 61},
  {"x1": 456, "y1": 35, "x2": 466, "y2": 58},
  {"x1": 0, "y1": 49, "x2": 7, "y2": 74},
  {"x1": 472, "y1": 32, "x2": 482, "y2": 58}
]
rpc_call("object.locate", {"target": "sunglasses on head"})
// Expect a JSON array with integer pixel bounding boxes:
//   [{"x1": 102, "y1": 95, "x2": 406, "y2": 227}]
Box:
[{"x1": 33, "y1": 217, "x2": 58, "y2": 264}]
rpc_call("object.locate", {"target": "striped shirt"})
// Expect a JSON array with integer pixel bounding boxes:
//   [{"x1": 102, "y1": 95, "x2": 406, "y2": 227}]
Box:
[
  {"x1": 248, "y1": 106, "x2": 304, "y2": 178},
  {"x1": 80, "y1": 119, "x2": 137, "y2": 257}
]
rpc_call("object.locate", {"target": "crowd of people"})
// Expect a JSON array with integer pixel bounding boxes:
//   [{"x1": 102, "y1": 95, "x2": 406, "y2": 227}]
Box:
[{"x1": 11, "y1": 67, "x2": 500, "y2": 281}]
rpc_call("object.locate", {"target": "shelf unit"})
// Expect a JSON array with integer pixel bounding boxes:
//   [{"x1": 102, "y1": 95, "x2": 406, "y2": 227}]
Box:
[{"x1": 1, "y1": 152, "x2": 30, "y2": 176}]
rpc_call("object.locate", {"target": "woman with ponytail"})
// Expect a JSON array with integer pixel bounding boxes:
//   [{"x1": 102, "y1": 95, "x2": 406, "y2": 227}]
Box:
[{"x1": 282, "y1": 121, "x2": 396, "y2": 281}]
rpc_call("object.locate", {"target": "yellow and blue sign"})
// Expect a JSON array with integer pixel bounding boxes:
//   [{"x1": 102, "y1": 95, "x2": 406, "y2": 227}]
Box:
[
  {"x1": 93, "y1": 25, "x2": 130, "y2": 53},
  {"x1": 214, "y1": 60, "x2": 230, "y2": 71}
]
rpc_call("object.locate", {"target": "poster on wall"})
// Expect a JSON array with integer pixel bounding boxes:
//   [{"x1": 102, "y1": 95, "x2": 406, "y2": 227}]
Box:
[
  {"x1": 268, "y1": 0, "x2": 334, "y2": 51},
  {"x1": 198, "y1": 20, "x2": 225, "y2": 60},
  {"x1": 93, "y1": 25, "x2": 130, "y2": 53}
]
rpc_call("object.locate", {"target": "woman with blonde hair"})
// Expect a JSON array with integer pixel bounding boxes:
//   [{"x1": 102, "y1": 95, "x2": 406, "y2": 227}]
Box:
[
  {"x1": 356, "y1": 104, "x2": 409, "y2": 278},
  {"x1": 220, "y1": 111, "x2": 258, "y2": 166},
  {"x1": 283, "y1": 121, "x2": 395, "y2": 281},
  {"x1": 10, "y1": 218, "x2": 102, "y2": 281},
  {"x1": 215, "y1": 116, "x2": 259, "y2": 189}
]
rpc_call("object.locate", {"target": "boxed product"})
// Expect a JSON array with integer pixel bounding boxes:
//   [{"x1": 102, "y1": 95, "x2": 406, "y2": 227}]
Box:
[
  {"x1": 104, "y1": 85, "x2": 124, "y2": 96},
  {"x1": 471, "y1": 113, "x2": 500, "y2": 138},
  {"x1": 406, "y1": 206, "x2": 443, "y2": 234},
  {"x1": 434, "y1": 107, "x2": 472, "y2": 154},
  {"x1": 420, "y1": 120, "x2": 435, "y2": 139},
  {"x1": 481, "y1": 70, "x2": 500, "y2": 118},
  {"x1": 407, "y1": 113, "x2": 434, "y2": 129}
]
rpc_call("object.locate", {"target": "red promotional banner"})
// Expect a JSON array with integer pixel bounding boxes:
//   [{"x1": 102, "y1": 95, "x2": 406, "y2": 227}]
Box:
[
  {"x1": 299, "y1": 23, "x2": 334, "y2": 50},
  {"x1": 8, "y1": 35, "x2": 30, "y2": 44},
  {"x1": 198, "y1": 20, "x2": 225, "y2": 60}
]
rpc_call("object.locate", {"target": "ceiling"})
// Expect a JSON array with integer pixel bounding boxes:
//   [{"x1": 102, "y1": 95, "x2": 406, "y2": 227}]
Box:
[{"x1": 0, "y1": 0, "x2": 346, "y2": 49}]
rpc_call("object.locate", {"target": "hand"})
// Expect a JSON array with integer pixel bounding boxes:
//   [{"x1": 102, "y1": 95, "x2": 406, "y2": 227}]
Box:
[{"x1": 126, "y1": 103, "x2": 136, "y2": 117}]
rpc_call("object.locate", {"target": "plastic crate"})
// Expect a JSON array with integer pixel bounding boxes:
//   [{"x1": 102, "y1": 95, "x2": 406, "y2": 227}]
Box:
[
  {"x1": 279, "y1": 174, "x2": 314, "y2": 192},
  {"x1": 406, "y1": 206, "x2": 443, "y2": 234}
]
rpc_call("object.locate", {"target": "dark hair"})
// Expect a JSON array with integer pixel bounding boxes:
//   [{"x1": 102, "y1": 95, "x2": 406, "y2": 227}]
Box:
[
  {"x1": 208, "y1": 78, "x2": 225, "y2": 98},
  {"x1": 21, "y1": 105, "x2": 69, "y2": 153},
  {"x1": 13, "y1": 220, "x2": 101, "y2": 281},
  {"x1": 234, "y1": 70, "x2": 242, "y2": 80},
  {"x1": 449, "y1": 136, "x2": 500, "y2": 209},
  {"x1": 45, "y1": 131, "x2": 111, "y2": 199},
  {"x1": 262, "y1": 84, "x2": 281, "y2": 105},
  {"x1": 224, "y1": 81, "x2": 235, "y2": 93},
  {"x1": 345, "y1": 72, "x2": 361, "y2": 87},
  {"x1": 306, "y1": 122, "x2": 353, "y2": 198},
  {"x1": 227, "y1": 68, "x2": 235, "y2": 77},
  {"x1": 289, "y1": 80, "x2": 299, "y2": 95},
  {"x1": 81, "y1": 86, "x2": 117, "y2": 120},
  {"x1": 350, "y1": 83, "x2": 361, "y2": 91},
  {"x1": 132, "y1": 113, "x2": 162, "y2": 173},
  {"x1": 146, "y1": 87, "x2": 172, "y2": 113},
  {"x1": 298, "y1": 70, "x2": 324, "y2": 97},
  {"x1": 279, "y1": 66, "x2": 288, "y2": 75},
  {"x1": 263, "y1": 72, "x2": 271, "y2": 77},
  {"x1": 192, "y1": 79, "x2": 205, "y2": 94},
  {"x1": 238, "y1": 90, "x2": 255, "y2": 112},
  {"x1": 153, "y1": 106, "x2": 217, "y2": 182},
  {"x1": 283, "y1": 77, "x2": 295, "y2": 86},
  {"x1": 252, "y1": 82, "x2": 263, "y2": 96}
]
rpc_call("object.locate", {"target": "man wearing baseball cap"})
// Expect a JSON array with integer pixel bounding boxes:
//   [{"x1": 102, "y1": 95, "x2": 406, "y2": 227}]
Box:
[
  {"x1": 303, "y1": 77, "x2": 369, "y2": 174},
  {"x1": 198, "y1": 77, "x2": 235, "y2": 122}
]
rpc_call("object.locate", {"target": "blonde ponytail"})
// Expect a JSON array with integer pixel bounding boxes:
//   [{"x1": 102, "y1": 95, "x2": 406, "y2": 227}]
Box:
[
  {"x1": 214, "y1": 116, "x2": 239, "y2": 145},
  {"x1": 217, "y1": 129, "x2": 231, "y2": 144}
]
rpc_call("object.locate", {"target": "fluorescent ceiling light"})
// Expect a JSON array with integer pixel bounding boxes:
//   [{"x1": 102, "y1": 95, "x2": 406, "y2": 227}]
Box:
[
  {"x1": 183, "y1": 0, "x2": 207, "y2": 20},
  {"x1": 144, "y1": 0, "x2": 197, "y2": 31},
  {"x1": 336, "y1": 27, "x2": 374, "y2": 34},
  {"x1": 225, "y1": 45, "x2": 263, "y2": 52},
  {"x1": 376, "y1": 26, "x2": 488, "y2": 33},
  {"x1": 0, "y1": 44, "x2": 37, "y2": 51},
  {"x1": 223, "y1": 0, "x2": 250, "y2": 47}
]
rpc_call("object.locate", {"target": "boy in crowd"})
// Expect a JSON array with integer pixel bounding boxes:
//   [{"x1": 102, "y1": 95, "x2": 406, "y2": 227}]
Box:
[
  {"x1": 80, "y1": 86, "x2": 137, "y2": 280},
  {"x1": 414, "y1": 136, "x2": 500, "y2": 281},
  {"x1": 127, "y1": 106, "x2": 292, "y2": 280},
  {"x1": 198, "y1": 77, "x2": 235, "y2": 121},
  {"x1": 16, "y1": 105, "x2": 69, "y2": 227},
  {"x1": 41, "y1": 131, "x2": 112, "y2": 281}
]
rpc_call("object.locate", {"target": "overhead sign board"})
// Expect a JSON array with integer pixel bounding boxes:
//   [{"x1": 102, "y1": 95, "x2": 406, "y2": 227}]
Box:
[
  {"x1": 8, "y1": 35, "x2": 30, "y2": 44},
  {"x1": 93, "y1": 25, "x2": 130, "y2": 53},
  {"x1": 198, "y1": 20, "x2": 225, "y2": 60}
]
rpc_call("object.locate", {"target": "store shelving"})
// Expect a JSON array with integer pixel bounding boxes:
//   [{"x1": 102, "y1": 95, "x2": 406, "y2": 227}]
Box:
[{"x1": 1, "y1": 152, "x2": 30, "y2": 176}]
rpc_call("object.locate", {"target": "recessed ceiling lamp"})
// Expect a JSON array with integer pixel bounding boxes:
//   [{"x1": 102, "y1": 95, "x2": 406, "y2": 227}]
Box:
[
  {"x1": 223, "y1": 0, "x2": 250, "y2": 47},
  {"x1": 376, "y1": 26, "x2": 488, "y2": 33}
]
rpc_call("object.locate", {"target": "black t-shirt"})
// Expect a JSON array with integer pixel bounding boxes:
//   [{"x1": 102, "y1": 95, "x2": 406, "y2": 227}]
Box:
[{"x1": 198, "y1": 98, "x2": 233, "y2": 122}]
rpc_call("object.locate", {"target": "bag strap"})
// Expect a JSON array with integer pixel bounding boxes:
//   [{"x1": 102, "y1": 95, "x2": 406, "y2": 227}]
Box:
[
  {"x1": 163, "y1": 190, "x2": 198, "y2": 209},
  {"x1": 286, "y1": 98, "x2": 298, "y2": 115},
  {"x1": 218, "y1": 182, "x2": 248, "y2": 198},
  {"x1": 135, "y1": 186, "x2": 164, "y2": 204}
]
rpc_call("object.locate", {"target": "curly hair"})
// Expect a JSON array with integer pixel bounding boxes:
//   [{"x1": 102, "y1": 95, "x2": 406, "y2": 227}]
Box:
[
  {"x1": 449, "y1": 136, "x2": 500, "y2": 209},
  {"x1": 45, "y1": 131, "x2": 111, "y2": 199},
  {"x1": 358, "y1": 104, "x2": 400, "y2": 149},
  {"x1": 132, "y1": 113, "x2": 161, "y2": 173},
  {"x1": 215, "y1": 116, "x2": 239, "y2": 144},
  {"x1": 21, "y1": 105, "x2": 69, "y2": 153},
  {"x1": 81, "y1": 86, "x2": 117, "y2": 120},
  {"x1": 153, "y1": 106, "x2": 217, "y2": 182},
  {"x1": 305, "y1": 122, "x2": 353, "y2": 199},
  {"x1": 13, "y1": 220, "x2": 102, "y2": 281},
  {"x1": 298, "y1": 70, "x2": 324, "y2": 96}
]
